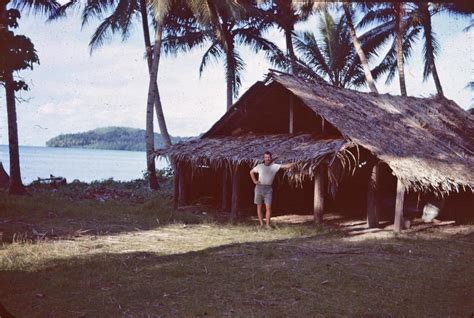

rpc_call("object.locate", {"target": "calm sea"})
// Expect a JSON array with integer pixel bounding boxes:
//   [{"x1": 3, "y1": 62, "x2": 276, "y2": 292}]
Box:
[{"x1": 0, "y1": 145, "x2": 169, "y2": 184}]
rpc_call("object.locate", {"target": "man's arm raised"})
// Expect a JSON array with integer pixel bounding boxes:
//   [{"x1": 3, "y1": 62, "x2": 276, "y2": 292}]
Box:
[{"x1": 280, "y1": 162, "x2": 295, "y2": 169}]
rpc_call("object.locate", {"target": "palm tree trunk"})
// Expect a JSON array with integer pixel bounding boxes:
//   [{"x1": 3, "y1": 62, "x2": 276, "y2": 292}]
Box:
[
  {"x1": 343, "y1": 4, "x2": 378, "y2": 94},
  {"x1": 1, "y1": 2, "x2": 25, "y2": 195},
  {"x1": 420, "y1": 3, "x2": 444, "y2": 97},
  {"x1": 140, "y1": 0, "x2": 172, "y2": 148},
  {"x1": 5, "y1": 72, "x2": 25, "y2": 195},
  {"x1": 284, "y1": 28, "x2": 297, "y2": 74},
  {"x1": 224, "y1": 31, "x2": 235, "y2": 110},
  {"x1": 145, "y1": 23, "x2": 165, "y2": 190},
  {"x1": 395, "y1": 3, "x2": 407, "y2": 96}
]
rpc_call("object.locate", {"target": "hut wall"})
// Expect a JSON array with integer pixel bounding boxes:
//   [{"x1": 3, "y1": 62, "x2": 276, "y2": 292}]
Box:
[{"x1": 212, "y1": 85, "x2": 342, "y2": 137}]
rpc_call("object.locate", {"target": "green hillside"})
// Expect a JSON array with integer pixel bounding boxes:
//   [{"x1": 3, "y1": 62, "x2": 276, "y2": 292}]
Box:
[{"x1": 46, "y1": 127, "x2": 192, "y2": 151}]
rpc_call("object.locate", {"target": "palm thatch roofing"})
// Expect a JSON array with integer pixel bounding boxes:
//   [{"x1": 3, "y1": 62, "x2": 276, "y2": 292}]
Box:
[{"x1": 157, "y1": 72, "x2": 474, "y2": 194}]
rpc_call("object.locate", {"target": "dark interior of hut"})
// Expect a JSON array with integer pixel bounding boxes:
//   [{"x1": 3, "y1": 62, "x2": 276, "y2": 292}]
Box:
[{"x1": 211, "y1": 82, "x2": 341, "y2": 136}]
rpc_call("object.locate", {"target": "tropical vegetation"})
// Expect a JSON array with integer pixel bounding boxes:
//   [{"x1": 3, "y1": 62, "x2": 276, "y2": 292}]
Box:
[
  {"x1": 46, "y1": 127, "x2": 190, "y2": 151},
  {"x1": 1, "y1": 1, "x2": 472, "y2": 193},
  {"x1": 1, "y1": 0, "x2": 58, "y2": 194}
]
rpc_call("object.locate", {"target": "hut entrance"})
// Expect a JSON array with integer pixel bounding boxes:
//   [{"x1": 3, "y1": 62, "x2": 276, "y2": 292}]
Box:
[{"x1": 329, "y1": 161, "x2": 397, "y2": 223}]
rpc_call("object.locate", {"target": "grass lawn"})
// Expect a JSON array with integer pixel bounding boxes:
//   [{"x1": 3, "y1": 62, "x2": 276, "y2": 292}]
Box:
[{"x1": 1, "y1": 184, "x2": 473, "y2": 317}]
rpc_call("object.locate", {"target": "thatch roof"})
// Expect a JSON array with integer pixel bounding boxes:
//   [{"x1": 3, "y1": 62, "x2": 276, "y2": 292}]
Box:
[
  {"x1": 158, "y1": 72, "x2": 474, "y2": 194},
  {"x1": 158, "y1": 134, "x2": 355, "y2": 183},
  {"x1": 267, "y1": 74, "x2": 473, "y2": 193}
]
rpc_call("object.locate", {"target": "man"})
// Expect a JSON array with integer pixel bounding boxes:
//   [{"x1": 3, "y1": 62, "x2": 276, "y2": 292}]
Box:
[{"x1": 249, "y1": 151, "x2": 294, "y2": 228}]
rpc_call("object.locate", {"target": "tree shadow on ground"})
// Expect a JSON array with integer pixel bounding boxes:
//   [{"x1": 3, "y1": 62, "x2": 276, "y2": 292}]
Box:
[{"x1": 1, "y1": 229, "x2": 473, "y2": 317}]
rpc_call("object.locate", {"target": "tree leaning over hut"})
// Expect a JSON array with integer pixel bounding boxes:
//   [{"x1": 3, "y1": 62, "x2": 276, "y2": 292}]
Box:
[{"x1": 341, "y1": 2, "x2": 378, "y2": 93}]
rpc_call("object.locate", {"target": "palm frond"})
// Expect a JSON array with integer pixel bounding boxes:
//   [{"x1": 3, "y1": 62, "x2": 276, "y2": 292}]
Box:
[
  {"x1": 88, "y1": 15, "x2": 114, "y2": 53},
  {"x1": 162, "y1": 30, "x2": 209, "y2": 56},
  {"x1": 294, "y1": 32, "x2": 331, "y2": 80},
  {"x1": 199, "y1": 40, "x2": 223, "y2": 77},
  {"x1": 47, "y1": 0, "x2": 79, "y2": 21},
  {"x1": 371, "y1": 25, "x2": 421, "y2": 85},
  {"x1": 357, "y1": 7, "x2": 394, "y2": 29},
  {"x1": 87, "y1": 0, "x2": 139, "y2": 53},
  {"x1": 81, "y1": 0, "x2": 117, "y2": 27},
  {"x1": 11, "y1": 0, "x2": 60, "y2": 15},
  {"x1": 422, "y1": 28, "x2": 440, "y2": 81},
  {"x1": 358, "y1": 20, "x2": 395, "y2": 57}
]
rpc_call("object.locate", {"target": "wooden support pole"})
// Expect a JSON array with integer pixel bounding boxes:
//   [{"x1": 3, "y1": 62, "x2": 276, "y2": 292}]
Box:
[
  {"x1": 289, "y1": 96, "x2": 294, "y2": 134},
  {"x1": 367, "y1": 163, "x2": 380, "y2": 228},
  {"x1": 178, "y1": 165, "x2": 187, "y2": 206},
  {"x1": 222, "y1": 166, "x2": 230, "y2": 211},
  {"x1": 173, "y1": 166, "x2": 179, "y2": 210},
  {"x1": 394, "y1": 178, "x2": 405, "y2": 233},
  {"x1": 230, "y1": 165, "x2": 240, "y2": 219},
  {"x1": 313, "y1": 164, "x2": 326, "y2": 224},
  {"x1": 321, "y1": 117, "x2": 325, "y2": 134}
]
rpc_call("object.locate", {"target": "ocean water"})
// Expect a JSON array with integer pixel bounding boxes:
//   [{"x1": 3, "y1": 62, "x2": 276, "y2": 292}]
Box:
[{"x1": 0, "y1": 145, "x2": 169, "y2": 184}]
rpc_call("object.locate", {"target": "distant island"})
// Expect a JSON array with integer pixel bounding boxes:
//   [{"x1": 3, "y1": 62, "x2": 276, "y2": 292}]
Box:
[{"x1": 46, "y1": 127, "x2": 193, "y2": 151}]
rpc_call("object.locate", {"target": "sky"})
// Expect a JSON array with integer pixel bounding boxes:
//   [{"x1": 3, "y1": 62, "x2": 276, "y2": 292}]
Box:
[{"x1": 0, "y1": 7, "x2": 472, "y2": 146}]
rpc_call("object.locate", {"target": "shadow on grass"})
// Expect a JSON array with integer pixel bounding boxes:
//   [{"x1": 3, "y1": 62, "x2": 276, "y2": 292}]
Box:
[
  {"x1": 0, "y1": 189, "x2": 207, "y2": 243},
  {"x1": 1, "y1": 231, "x2": 473, "y2": 317}
]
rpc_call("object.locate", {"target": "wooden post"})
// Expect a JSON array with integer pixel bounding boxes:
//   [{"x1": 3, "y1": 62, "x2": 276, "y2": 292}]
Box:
[
  {"x1": 173, "y1": 166, "x2": 179, "y2": 210},
  {"x1": 178, "y1": 165, "x2": 187, "y2": 206},
  {"x1": 222, "y1": 165, "x2": 230, "y2": 211},
  {"x1": 313, "y1": 164, "x2": 326, "y2": 224},
  {"x1": 289, "y1": 96, "x2": 294, "y2": 134},
  {"x1": 321, "y1": 116, "x2": 325, "y2": 134},
  {"x1": 367, "y1": 163, "x2": 380, "y2": 228},
  {"x1": 394, "y1": 178, "x2": 405, "y2": 232},
  {"x1": 230, "y1": 164, "x2": 240, "y2": 219}
]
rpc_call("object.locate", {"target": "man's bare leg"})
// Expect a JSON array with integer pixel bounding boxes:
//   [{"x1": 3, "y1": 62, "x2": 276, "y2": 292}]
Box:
[
  {"x1": 257, "y1": 204, "x2": 264, "y2": 226},
  {"x1": 265, "y1": 204, "x2": 272, "y2": 227}
]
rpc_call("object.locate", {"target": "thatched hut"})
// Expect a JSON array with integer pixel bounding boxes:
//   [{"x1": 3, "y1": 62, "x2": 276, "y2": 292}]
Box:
[{"x1": 156, "y1": 71, "x2": 473, "y2": 232}]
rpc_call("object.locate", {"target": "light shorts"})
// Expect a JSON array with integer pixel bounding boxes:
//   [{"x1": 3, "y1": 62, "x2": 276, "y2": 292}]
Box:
[{"x1": 254, "y1": 184, "x2": 273, "y2": 205}]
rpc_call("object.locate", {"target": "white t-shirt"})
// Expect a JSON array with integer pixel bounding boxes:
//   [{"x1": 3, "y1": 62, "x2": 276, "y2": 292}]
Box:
[{"x1": 251, "y1": 163, "x2": 282, "y2": 185}]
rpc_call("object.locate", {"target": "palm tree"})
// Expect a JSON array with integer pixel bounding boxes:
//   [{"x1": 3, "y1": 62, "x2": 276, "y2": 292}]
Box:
[
  {"x1": 144, "y1": 0, "x2": 257, "y2": 187},
  {"x1": 52, "y1": 0, "x2": 251, "y2": 188},
  {"x1": 161, "y1": 1, "x2": 281, "y2": 109},
  {"x1": 358, "y1": 3, "x2": 418, "y2": 96},
  {"x1": 409, "y1": 2, "x2": 443, "y2": 97},
  {"x1": 294, "y1": 11, "x2": 373, "y2": 89},
  {"x1": 50, "y1": 0, "x2": 176, "y2": 189},
  {"x1": 1, "y1": 0, "x2": 58, "y2": 195},
  {"x1": 341, "y1": 3, "x2": 378, "y2": 93},
  {"x1": 258, "y1": 0, "x2": 315, "y2": 74},
  {"x1": 394, "y1": 3, "x2": 407, "y2": 96}
]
